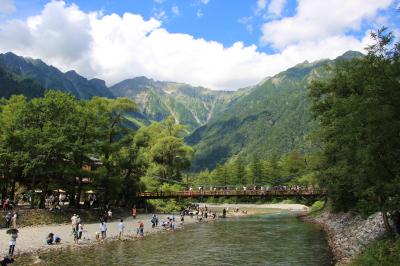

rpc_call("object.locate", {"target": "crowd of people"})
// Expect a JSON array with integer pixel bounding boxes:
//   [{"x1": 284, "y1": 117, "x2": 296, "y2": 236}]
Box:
[
  {"x1": 0, "y1": 203, "x2": 226, "y2": 265},
  {"x1": 181, "y1": 204, "x2": 217, "y2": 221},
  {"x1": 190, "y1": 185, "x2": 316, "y2": 192}
]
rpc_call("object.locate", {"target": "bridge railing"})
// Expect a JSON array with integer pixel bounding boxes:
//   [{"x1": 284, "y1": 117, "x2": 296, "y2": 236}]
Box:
[{"x1": 136, "y1": 189, "x2": 325, "y2": 198}]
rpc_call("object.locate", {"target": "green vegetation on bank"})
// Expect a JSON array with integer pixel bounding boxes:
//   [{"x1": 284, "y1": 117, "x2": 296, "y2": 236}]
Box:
[
  {"x1": 192, "y1": 150, "x2": 319, "y2": 188},
  {"x1": 350, "y1": 237, "x2": 400, "y2": 266},
  {"x1": 309, "y1": 28, "x2": 400, "y2": 236}
]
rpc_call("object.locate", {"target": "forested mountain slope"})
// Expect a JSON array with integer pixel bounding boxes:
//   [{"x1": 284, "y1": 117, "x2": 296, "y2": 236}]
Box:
[
  {"x1": 0, "y1": 66, "x2": 45, "y2": 99},
  {"x1": 110, "y1": 76, "x2": 233, "y2": 130},
  {"x1": 187, "y1": 51, "x2": 363, "y2": 171},
  {"x1": 0, "y1": 52, "x2": 113, "y2": 99}
]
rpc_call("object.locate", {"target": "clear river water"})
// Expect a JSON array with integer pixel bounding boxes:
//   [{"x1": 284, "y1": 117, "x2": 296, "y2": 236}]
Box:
[{"x1": 18, "y1": 211, "x2": 333, "y2": 265}]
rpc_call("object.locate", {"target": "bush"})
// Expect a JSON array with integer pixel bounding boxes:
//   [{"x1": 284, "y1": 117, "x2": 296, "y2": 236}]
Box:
[
  {"x1": 148, "y1": 199, "x2": 184, "y2": 213},
  {"x1": 310, "y1": 200, "x2": 324, "y2": 212},
  {"x1": 280, "y1": 199, "x2": 297, "y2": 204},
  {"x1": 350, "y1": 237, "x2": 400, "y2": 266}
]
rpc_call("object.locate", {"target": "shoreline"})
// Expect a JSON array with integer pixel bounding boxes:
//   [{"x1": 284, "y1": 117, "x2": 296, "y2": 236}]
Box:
[
  {"x1": 300, "y1": 211, "x2": 385, "y2": 265},
  {"x1": 10, "y1": 203, "x2": 310, "y2": 263},
  {"x1": 4, "y1": 213, "x2": 200, "y2": 261}
]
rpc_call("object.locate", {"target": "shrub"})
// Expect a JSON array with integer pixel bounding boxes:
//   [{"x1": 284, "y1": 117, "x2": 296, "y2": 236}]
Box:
[
  {"x1": 310, "y1": 200, "x2": 324, "y2": 212},
  {"x1": 350, "y1": 237, "x2": 400, "y2": 266}
]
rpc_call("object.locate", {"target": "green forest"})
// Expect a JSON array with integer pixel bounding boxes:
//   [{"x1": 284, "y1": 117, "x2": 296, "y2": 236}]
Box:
[{"x1": 0, "y1": 92, "x2": 192, "y2": 209}]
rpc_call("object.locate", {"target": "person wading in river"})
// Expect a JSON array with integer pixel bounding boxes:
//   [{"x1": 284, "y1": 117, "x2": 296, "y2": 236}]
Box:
[{"x1": 137, "y1": 221, "x2": 144, "y2": 238}]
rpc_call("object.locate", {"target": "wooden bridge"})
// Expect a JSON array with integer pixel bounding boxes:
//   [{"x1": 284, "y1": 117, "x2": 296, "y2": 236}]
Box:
[{"x1": 136, "y1": 189, "x2": 325, "y2": 199}]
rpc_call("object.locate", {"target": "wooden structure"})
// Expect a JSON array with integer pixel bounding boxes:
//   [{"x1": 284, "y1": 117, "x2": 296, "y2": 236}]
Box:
[{"x1": 136, "y1": 189, "x2": 325, "y2": 199}]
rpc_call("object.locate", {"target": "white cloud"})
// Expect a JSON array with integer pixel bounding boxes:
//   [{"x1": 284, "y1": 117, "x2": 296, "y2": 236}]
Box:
[
  {"x1": 0, "y1": 1, "x2": 379, "y2": 90},
  {"x1": 152, "y1": 8, "x2": 167, "y2": 21},
  {"x1": 200, "y1": 0, "x2": 210, "y2": 5},
  {"x1": 196, "y1": 9, "x2": 203, "y2": 18},
  {"x1": 171, "y1": 5, "x2": 180, "y2": 16},
  {"x1": 267, "y1": 0, "x2": 286, "y2": 17},
  {"x1": 238, "y1": 16, "x2": 253, "y2": 33},
  {"x1": 255, "y1": 0, "x2": 267, "y2": 14},
  {"x1": 0, "y1": 0, "x2": 16, "y2": 15},
  {"x1": 261, "y1": 0, "x2": 393, "y2": 49},
  {"x1": 154, "y1": 0, "x2": 165, "y2": 4}
]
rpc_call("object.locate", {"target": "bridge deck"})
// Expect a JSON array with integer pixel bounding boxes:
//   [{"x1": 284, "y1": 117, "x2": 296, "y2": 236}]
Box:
[{"x1": 137, "y1": 189, "x2": 325, "y2": 199}]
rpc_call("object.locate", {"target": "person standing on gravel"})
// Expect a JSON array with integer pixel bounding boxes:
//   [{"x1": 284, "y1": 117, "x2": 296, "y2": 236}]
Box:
[
  {"x1": 8, "y1": 229, "x2": 18, "y2": 256},
  {"x1": 100, "y1": 221, "x2": 107, "y2": 240},
  {"x1": 11, "y1": 213, "x2": 17, "y2": 229},
  {"x1": 71, "y1": 214, "x2": 77, "y2": 229}
]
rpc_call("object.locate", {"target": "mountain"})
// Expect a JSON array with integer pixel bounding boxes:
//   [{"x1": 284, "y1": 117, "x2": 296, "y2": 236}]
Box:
[
  {"x1": 110, "y1": 77, "x2": 233, "y2": 130},
  {"x1": 187, "y1": 51, "x2": 363, "y2": 171},
  {"x1": 0, "y1": 66, "x2": 45, "y2": 99},
  {"x1": 0, "y1": 52, "x2": 113, "y2": 99},
  {"x1": 0, "y1": 50, "x2": 363, "y2": 172}
]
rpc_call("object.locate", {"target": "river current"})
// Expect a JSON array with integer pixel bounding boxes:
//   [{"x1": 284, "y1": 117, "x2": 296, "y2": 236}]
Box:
[{"x1": 18, "y1": 211, "x2": 333, "y2": 265}]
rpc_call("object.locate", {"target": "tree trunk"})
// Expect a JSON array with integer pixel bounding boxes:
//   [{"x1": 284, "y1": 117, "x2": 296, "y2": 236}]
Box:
[
  {"x1": 75, "y1": 176, "x2": 83, "y2": 209},
  {"x1": 10, "y1": 179, "x2": 16, "y2": 201},
  {"x1": 382, "y1": 211, "x2": 394, "y2": 237},
  {"x1": 39, "y1": 180, "x2": 48, "y2": 209},
  {"x1": 30, "y1": 175, "x2": 36, "y2": 209}
]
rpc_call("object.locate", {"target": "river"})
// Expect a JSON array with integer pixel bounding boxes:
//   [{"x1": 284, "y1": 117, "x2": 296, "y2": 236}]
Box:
[{"x1": 18, "y1": 211, "x2": 333, "y2": 265}]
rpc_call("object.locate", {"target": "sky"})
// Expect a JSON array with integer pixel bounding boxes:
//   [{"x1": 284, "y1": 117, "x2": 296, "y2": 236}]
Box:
[{"x1": 0, "y1": 0, "x2": 398, "y2": 90}]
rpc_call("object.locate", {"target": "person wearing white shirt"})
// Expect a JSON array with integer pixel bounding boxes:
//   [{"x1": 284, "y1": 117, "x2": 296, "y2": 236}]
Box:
[
  {"x1": 118, "y1": 219, "x2": 125, "y2": 240},
  {"x1": 100, "y1": 221, "x2": 107, "y2": 240},
  {"x1": 71, "y1": 214, "x2": 77, "y2": 229}
]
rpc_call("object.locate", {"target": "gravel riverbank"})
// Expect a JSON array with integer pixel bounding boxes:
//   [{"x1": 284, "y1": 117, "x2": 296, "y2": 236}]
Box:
[
  {"x1": 302, "y1": 211, "x2": 385, "y2": 264},
  {"x1": 0, "y1": 213, "x2": 200, "y2": 259}
]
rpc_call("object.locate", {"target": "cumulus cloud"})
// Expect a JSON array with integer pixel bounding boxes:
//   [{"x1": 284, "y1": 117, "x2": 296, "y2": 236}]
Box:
[
  {"x1": 267, "y1": 0, "x2": 286, "y2": 17},
  {"x1": 257, "y1": 0, "x2": 266, "y2": 11},
  {"x1": 261, "y1": 0, "x2": 393, "y2": 48},
  {"x1": 152, "y1": 8, "x2": 167, "y2": 21},
  {"x1": 0, "y1": 0, "x2": 16, "y2": 15},
  {"x1": 0, "y1": 1, "x2": 384, "y2": 90}
]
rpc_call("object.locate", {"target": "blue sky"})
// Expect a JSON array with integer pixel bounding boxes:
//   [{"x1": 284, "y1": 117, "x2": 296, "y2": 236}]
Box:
[{"x1": 0, "y1": 0, "x2": 399, "y2": 90}]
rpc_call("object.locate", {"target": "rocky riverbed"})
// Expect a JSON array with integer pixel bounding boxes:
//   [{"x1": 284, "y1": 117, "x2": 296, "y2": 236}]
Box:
[{"x1": 303, "y1": 211, "x2": 385, "y2": 264}]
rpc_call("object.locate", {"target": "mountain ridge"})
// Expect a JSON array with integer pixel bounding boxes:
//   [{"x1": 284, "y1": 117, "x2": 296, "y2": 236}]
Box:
[
  {"x1": 0, "y1": 52, "x2": 114, "y2": 99},
  {"x1": 187, "y1": 51, "x2": 364, "y2": 171},
  {"x1": 0, "y1": 50, "x2": 364, "y2": 171}
]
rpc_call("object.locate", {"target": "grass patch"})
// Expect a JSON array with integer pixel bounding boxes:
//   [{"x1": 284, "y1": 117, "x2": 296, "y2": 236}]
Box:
[{"x1": 350, "y1": 237, "x2": 400, "y2": 266}]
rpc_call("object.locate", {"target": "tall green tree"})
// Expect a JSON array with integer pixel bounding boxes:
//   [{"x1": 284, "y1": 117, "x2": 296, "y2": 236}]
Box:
[
  {"x1": 0, "y1": 95, "x2": 30, "y2": 200},
  {"x1": 309, "y1": 28, "x2": 400, "y2": 235}
]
